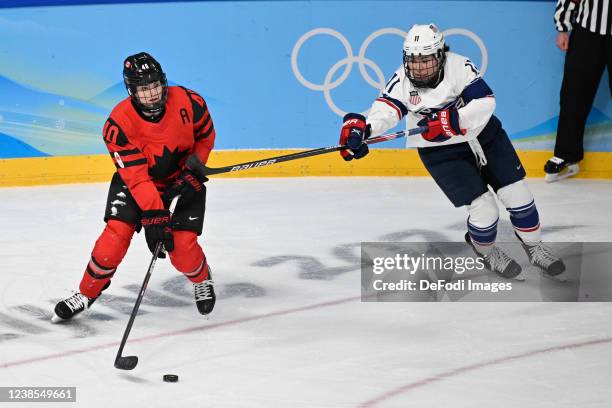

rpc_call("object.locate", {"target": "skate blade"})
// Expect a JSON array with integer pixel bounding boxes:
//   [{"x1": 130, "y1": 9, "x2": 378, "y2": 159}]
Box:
[
  {"x1": 513, "y1": 271, "x2": 526, "y2": 281},
  {"x1": 541, "y1": 270, "x2": 568, "y2": 283},
  {"x1": 545, "y1": 165, "x2": 579, "y2": 183},
  {"x1": 50, "y1": 314, "x2": 64, "y2": 324}
]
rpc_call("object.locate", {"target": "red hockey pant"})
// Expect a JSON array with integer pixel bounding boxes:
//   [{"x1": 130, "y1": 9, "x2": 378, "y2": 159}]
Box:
[{"x1": 79, "y1": 219, "x2": 209, "y2": 298}]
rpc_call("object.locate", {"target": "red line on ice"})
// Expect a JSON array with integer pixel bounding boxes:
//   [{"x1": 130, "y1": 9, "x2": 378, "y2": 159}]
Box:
[
  {"x1": 0, "y1": 295, "x2": 361, "y2": 369},
  {"x1": 357, "y1": 336, "x2": 612, "y2": 407}
]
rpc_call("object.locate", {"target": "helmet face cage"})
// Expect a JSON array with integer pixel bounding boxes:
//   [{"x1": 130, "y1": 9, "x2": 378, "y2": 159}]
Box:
[
  {"x1": 123, "y1": 53, "x2": 168, "y2": 117},
  {"x1": 402, "y1": 24, "x2": 447, "y2": 88},
  {"x1": 403, "y1": 48, "x2": 446, "y2": 88}
]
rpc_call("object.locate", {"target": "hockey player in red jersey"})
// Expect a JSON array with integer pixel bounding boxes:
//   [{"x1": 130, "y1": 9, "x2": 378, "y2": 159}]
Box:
[{"x1": 52, "y1": 52, "x2": 215, "y2": 322}]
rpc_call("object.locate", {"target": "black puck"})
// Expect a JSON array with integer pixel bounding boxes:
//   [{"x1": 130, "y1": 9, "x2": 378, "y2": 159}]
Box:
[{"x1": 163, "y1": 374, "x2": 179, "y2": 383}]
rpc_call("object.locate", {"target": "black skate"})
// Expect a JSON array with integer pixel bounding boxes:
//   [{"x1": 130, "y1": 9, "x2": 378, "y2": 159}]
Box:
[
  {"x1": 465, "y1": 233, "x2": 524, "y2": 280},
  {"x1": 517, "y1": 234, "x2": 567, "y2": 282},
  {"x1": 544, "y1": 156, "x2": 579, "y2": 183},
  {"x1": 51, "y1": 281, "x2": 110, "y2": 323},
  {"x1": 194, "y1": 267, "x2": 216, "y2": 315}
]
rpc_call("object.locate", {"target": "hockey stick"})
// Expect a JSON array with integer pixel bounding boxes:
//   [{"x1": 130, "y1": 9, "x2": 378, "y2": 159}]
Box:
[
  {"x1": 196, "y1": 126, "x2": 427, "y2": 176},
  {"x1": 114, "y1": 195, "x2": 180, "y2": 370}
]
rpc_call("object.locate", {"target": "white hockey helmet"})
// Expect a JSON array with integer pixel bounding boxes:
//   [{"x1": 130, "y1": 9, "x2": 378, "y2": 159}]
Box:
[{"x1": 402, "y1": 24, "x2": 447, "y2": 88}]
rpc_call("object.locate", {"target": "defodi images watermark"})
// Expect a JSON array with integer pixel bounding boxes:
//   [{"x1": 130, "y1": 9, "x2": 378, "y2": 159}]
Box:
[{"x1": 361, "y1": 242, "x2": 612, "y2": 302}]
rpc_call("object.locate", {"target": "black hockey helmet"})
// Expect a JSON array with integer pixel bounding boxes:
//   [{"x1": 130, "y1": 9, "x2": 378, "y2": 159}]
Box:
[{"x1": 123, "y1": 52, "x2": 168, "y2": 117}]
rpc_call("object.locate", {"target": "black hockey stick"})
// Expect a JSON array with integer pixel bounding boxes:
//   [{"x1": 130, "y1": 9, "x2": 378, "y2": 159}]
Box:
[
  {"x1": 114, "y1": 195, "x2": 180, "y2": 370},
  {"x1": 197, "y1": 126, "x2": 427, "y2": 176}
]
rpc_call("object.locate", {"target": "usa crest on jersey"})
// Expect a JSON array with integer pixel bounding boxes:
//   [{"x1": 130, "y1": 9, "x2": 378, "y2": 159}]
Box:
[{"x1": 409, "y1": 91, "x2": 421, "y2": 105}]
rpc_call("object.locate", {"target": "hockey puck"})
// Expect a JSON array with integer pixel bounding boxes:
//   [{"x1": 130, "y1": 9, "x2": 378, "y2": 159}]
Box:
[{"x1": 163, "y1": 374, "x2": 179, "y2": 383}]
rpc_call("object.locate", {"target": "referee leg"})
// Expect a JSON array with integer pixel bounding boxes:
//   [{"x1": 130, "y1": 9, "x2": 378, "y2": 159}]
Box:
[{"x1": 554, "y1": 26, "x2": 606, "y2": 162}]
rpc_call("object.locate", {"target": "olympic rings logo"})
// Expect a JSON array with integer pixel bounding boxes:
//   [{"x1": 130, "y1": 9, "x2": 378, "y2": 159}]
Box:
[{"x1": 291, "y1": 27, "x2": 488, "y2": 116}]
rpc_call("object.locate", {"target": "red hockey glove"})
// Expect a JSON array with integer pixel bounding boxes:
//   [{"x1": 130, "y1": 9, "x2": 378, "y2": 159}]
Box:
[
  {"x1": 417, "y1": 107, "x2": 465, "y2": 143},
  {"x1": 141, "y1": 209, "x2": 174, "y2": 258},
  {"x1": 163, "y1": 169, "x2": 208, "y2": 207},
  {"x1": 339, "y1": 113, "x2": 370, "y2": 161}
]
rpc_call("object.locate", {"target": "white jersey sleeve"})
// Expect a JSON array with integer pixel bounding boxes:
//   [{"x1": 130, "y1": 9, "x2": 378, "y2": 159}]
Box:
[
  {"x1": 454, "y1": 57, "x2": 496, "y2": 133},
  {"x1": 365, "y1": 52, "x2": 496, "y2": 149},
  {"x1": 366, "y1": 68, "x2": 409, "y2": 137}
]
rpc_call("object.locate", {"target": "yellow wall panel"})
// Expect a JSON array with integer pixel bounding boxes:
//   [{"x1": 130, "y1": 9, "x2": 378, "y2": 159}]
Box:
[{"x1": 1, "y1": 150, "x2": 611, "y2": 187}]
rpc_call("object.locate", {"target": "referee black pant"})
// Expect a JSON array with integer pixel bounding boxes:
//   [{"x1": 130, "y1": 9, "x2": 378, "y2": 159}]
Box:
[{"x1": 555, "y1": 25, "x2": 612, "y2": 163}]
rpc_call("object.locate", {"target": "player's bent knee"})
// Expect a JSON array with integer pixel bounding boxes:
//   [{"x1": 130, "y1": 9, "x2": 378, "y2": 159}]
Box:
[
  {"x1": 497, "y1": 180, "x2": 534, "y2": 208},
  {"x1": 468, "y1": 191, "x2": 499, "y2": 227},
  {"x1": 169, "y1": 230, "x2": 204, "y2": 273},
  {"x1": 92, "y1": 220, "x2": 136, "y2": 267}
]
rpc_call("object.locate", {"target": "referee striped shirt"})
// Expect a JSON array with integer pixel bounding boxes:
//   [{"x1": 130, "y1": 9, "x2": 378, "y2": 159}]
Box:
[{"x1": 554, "y1": 0, "x2": 611, "y2": 35}]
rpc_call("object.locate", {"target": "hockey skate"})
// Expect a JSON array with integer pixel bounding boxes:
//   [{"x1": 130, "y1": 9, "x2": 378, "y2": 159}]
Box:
[
  {"x1": 544, "y1": 156, "x2": 579, "y2": 183},
  {"x1": 194, "y1": 267, "x2": 216, "y2": 315},
  {"x1": 51, "y1": 281, "x2": 110, "y2": 323},
  {"x1": 516, "y1": 234, "x2": 567, "y2": 282},
  {"x1": 465, "y1": 233, "x2": 524, "y2": 280}
]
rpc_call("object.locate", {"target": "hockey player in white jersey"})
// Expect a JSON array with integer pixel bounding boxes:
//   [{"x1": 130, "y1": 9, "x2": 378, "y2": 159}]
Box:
[{"x1": 338, "y1": 24, "x2": 566, "y2": 280}]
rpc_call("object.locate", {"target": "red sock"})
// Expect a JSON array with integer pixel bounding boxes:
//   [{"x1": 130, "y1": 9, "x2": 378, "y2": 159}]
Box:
[{"x1": 169, "y1": 230, "x2": 209, "y2": 283}]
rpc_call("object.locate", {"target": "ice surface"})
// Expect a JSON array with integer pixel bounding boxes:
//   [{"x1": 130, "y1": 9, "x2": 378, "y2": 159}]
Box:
[{"x1": 0, "y1": 177, "x2": 611, "y2": 407}]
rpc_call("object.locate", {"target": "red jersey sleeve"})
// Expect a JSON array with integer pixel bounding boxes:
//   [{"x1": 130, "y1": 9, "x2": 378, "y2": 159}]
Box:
[
  {"x1": 184, "y1": 88, "x2": 215, "y2": 164},
  {"x1": 103, "y1": 116, "x2": 165, "y2": 212}
]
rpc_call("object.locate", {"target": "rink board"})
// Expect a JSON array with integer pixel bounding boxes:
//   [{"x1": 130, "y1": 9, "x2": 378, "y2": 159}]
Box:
[{"x1": 1, "y1": 149, "x2": 612, "y2": 186}]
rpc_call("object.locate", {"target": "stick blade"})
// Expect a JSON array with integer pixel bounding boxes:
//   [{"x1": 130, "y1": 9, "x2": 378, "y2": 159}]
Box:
[{"x1": 114, "y1": 356, "x2": 138, "y2": 370}]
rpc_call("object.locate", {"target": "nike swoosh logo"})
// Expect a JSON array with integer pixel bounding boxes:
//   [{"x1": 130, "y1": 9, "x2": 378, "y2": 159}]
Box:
[{"x1": 189, "y1": 216, "x2": 199, "y2": 221}]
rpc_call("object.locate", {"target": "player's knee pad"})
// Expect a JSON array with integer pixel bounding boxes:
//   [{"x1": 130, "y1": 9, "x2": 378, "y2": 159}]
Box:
[
  {"x1": 91, "y1": 219, "x2": 136, "y2": 270},
  {"x1": 497, "y1": 180, "x2": 540, "y2": 239},
  {"x1": 467, "y1": 191, "x2": 499, "y2": 245},
  {"x1": 169, "y1": 230, "x2": 206, "y2": 275},
  {"x1": 497, "y1": 180, "x2": 534, "y2": 209}
]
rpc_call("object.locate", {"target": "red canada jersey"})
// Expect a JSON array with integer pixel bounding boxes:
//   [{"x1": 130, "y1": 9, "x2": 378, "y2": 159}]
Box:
[{"x1": 103, "y1": 86, "x2": 215, "y2": 212}]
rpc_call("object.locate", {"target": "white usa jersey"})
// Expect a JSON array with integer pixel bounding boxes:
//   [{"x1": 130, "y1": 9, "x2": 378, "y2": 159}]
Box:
[{"x1": 367, "y1": 52, "x2": 496, "y2": 148}]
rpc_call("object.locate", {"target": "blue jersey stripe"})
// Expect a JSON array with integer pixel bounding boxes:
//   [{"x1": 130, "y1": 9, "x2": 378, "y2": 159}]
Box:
[{"x1": 461, "y1": 77, "x2": 494, "y2": 105}]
